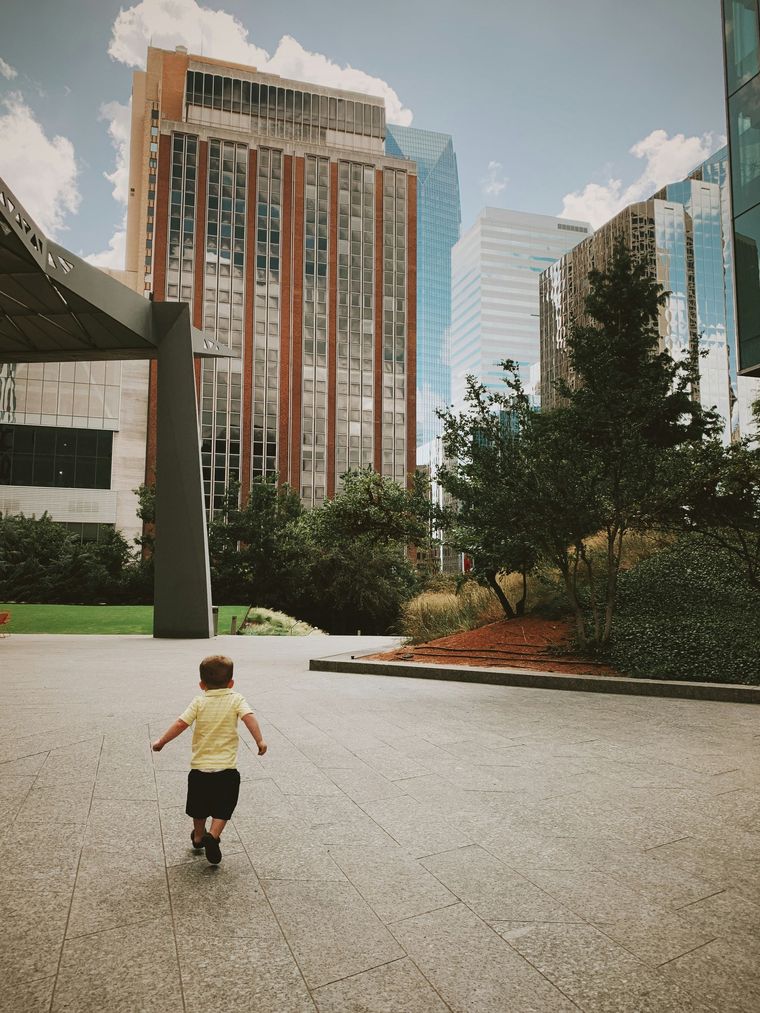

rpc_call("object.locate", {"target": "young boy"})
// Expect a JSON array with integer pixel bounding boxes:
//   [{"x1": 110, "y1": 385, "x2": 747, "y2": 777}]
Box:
[{"x1": 152, "y1": 654, "x2": 267, "y2": 865}]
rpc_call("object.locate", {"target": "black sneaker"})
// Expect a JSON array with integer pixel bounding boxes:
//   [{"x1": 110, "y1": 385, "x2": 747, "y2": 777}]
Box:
[
  {"x1": 190, "y1": 831, "x2": 204, "y2": 851},
  {"x1": 202, "y1": 832, "x2": 222, "y2": 865}
]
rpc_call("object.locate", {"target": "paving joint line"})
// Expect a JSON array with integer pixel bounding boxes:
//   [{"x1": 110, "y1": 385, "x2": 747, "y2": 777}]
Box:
[
  {"x1": 9, "y1": 747, "x2": 51, "y2": 830},
  {"x1": 672, "y1": 887, "x2": 728, "y2": 911},
  {"x1": 313, "y1": 953, "x2": 409, "y2": 991},
  {"x1": 234, "y1": 829, "x2": 319, "y2": 1010},
  {"x1": 47, "y1": 733, "x2": 105, "y2": 1013},
  {"x1": 150, "y1": 723, "x2": 188, "y2": 1013},
  {"x1": 655, "y1": 935, "x2": 720, "y2": 967},
  {"x1": 462, "y1": 898, "x2": 588, "y2": 1013}
]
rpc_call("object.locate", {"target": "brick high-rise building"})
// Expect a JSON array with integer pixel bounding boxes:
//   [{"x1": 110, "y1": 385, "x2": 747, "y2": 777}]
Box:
[{"x1": 126, "y1": 46, "x2": 417, "y2": 512}]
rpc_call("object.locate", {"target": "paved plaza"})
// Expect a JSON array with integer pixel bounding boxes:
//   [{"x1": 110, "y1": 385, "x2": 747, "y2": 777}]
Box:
[{"x1": 0, "y1": 634, "x2": 758, "y2": 1013}]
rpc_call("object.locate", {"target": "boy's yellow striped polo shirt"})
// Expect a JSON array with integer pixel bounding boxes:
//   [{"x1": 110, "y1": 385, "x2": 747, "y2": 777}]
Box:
[{"x1": 179, "y1": 688, "x2": 252, "y2": 770}]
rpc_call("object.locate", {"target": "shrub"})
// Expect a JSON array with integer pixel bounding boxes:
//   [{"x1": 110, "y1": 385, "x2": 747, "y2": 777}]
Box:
[
  {"x1": 238, "y1": 607, "x2": 323, "y2": 637},
  {"x1": 610, "y1": 537, "x2": 760, "y2": 685},
  {"x1": 0, "y1": 513, "x2": 133, "y2": 604},
  {"x1": 401, "y1": 582, "x2": 499, "y2": 643}
]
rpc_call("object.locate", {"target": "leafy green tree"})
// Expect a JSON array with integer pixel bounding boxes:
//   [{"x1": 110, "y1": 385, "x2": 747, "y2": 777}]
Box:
[
  {"x1": 520, "y1": 405, "x2": 606, "y2": 642},
  {"x1": 133, "y1": 481, "x2": 155, "y2": 555},
  {"x1": 437, "y1": 245, "x2": 716, "y2": 650},
  {"x1": 0, "y1": 513, "x2": 133, "y2": 604},
  {"x1": 438, "y1": 364, "x2": 538, "y2": 617},
  {"x1": 661, "y1": 432, "x2": 760, "y2": 590},
  {"x1": 208, "y1": 477, "x2": 307, "y2": 608},
  {"x1": 308, "y1": 467, "x2": 433, "y2": 549},
  {"x1": 0, "y1": 513, "x2": 69, "y2": 602},
  {"x1": 553, "y1": 242, "x2": 717, "y2": 646},
  {"x1": 437, "y1": 362, "x2": 602, "y2": 636},
  {"x1": 301, "y1": 468, "x2": 431, "y2": 634}
]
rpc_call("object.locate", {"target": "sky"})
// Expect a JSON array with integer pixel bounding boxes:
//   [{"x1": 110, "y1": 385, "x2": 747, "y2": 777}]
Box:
[{"x1": 0, "y1": 0, "x2": 727, "y2": 268}]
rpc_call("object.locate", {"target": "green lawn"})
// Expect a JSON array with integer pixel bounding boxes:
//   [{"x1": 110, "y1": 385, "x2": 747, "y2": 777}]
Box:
[{"x1": 0, "y1": 604, "x2": 250, "y2": 635}]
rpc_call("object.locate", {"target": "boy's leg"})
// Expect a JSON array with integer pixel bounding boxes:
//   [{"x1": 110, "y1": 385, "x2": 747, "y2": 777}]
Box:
[
  {"x1": 209, "y1": 817, "x2": 227, "y2": 839},
  {"x1": 192, "y1": 817, "x2": 207, "y2": 846}
]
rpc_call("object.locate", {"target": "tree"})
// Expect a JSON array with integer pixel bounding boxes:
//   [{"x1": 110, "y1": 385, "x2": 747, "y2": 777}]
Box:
[
  {"x1": 301, "y1": 468, "x2": 431, "y2": 634},
  {"x1": 438, "y1": 246, "x2": 717, "y2": 650},
  {"x1": 0, "y1": 512, "x2": 70, "y2": 602},
  {"x1": 208, "y1": 477, "x2": 307, "y2": 608},
  {"x1": 0, "y1": 512, "x2": 133, "y2": 604},
  {"x1": 437, "y1": 364, "x2": 539, "y2": 618},
  {"x1": 552, "y1": 242, "x2": 718, "y2": 646},
  {"x1": 662, "y1": 432, "x2": 760, "y2": 590},
  {"x1": 307, "y1": 467, "x2": 433, "y2": 549}
]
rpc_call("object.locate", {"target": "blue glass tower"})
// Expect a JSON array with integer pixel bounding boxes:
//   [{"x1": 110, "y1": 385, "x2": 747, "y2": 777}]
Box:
[{"x1": 385, "y1": 125, "x2": 461, "y2": 455}]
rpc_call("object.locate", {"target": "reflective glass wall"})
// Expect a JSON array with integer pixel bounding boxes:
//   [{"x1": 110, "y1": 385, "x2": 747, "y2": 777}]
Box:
[
  {"x1": 385, "y1": 126, "x2": 461, "y2": 453},
  {"x1": 723, "y1": 0, "x2": 760, "y2": 373}
]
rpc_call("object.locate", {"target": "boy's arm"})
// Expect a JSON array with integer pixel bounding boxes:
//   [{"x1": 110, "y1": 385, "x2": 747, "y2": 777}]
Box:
[
  {"x1": 241, "y1": 713, "x2": 267, "y2": 755},
  {"x1": 152, "y1": 719, "x2": 189, "y2": 752}
]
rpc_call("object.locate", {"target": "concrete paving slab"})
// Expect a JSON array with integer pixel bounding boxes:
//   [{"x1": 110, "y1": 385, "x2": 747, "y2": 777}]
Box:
[
  {"x1": 312, "y1": 956, "x2": 449, "y2": 1012},
  {"x1": 1, "y1": 633, "x2": 758, "y2": 1011}
]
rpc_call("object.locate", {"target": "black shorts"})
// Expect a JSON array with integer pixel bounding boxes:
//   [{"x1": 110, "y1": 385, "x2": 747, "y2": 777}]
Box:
[{"x1": 185, "y1": 768, "x2": 241, "y2": 820}]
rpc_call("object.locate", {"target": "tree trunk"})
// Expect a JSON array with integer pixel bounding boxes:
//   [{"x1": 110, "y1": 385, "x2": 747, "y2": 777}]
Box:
[
  {"x1": 560, "y1": 556, "x2": 587, "y2": 647},
  {"x1": 516, "y1": 568, "x2": 528, "y2": 616},
  {"x1": 485, "y1": 569, "x2": 515, "y2": 619},
  {"x1": 580, "y1": 543, "x2": 600, "y2": 645},
  {"x1": 601, "y1": 526, "x2": 625, "y2": 646}
]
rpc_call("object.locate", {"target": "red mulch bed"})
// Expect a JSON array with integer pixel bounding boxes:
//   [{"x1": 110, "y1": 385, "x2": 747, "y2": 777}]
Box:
[{"x1": 368, "y1": 616, "x2": 623, "y2": 677}]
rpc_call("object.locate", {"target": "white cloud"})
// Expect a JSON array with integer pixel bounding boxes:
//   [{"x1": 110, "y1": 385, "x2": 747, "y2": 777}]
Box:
[
  {"x1": 0, "y1": 57, "x2": 17, "y2": 80},
  {"x1": 108, "y1": 0, "x2": 413, "y2": 125},
  {"x1": 481, "y1": 160, "x2": 508, "y2": 197},
  {"x1": 0, "y1": 92, "x2": 80, "y2": 237},
  {"x1": 560, "y1": 129, "x2": 718, "y2": 229},
  {"x1": 85, "y1": 100, "x2": 131, "y2": 269},
  {"x1": 100, "y1": 100, "x2": 131, "y2": 205},
  {"x1": 85, "y1": 227, "x2": 127, "y2": 269}
]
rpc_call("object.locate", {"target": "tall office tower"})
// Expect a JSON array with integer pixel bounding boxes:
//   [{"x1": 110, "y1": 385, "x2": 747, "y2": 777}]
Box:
[
  {"x1": 721, "y1": 0, "x2": 760, "y2": 378},
  {"x1": 540, "y1": 150, "x2": 738, "y2": 442},
  {"x1": 126, "y1": 46, "x2": 417, "y2": 513},
  {"x1": 450, "y1": 209, "x2": 590, "y2": 408},
  {"x1": 385, "y1": 126, "x2": 460, "y2": 457}
]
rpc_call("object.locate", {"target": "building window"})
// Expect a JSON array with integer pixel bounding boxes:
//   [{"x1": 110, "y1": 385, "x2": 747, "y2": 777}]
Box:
[
  {"x1": 0, "y1": 425, "x2": 113, "y2": 489},
  {"x1": 725, "y1": 0, "x2": 760, "y2": 94},
  {"x1": 59, "y1": 521, "x2": 115, "y2": 544},
  {"x1": 729, "y1": 72, "x2": 760, "y2": 215},
  {"x1": 735, "y1": 203, "x2": 760, "y2": 370}
]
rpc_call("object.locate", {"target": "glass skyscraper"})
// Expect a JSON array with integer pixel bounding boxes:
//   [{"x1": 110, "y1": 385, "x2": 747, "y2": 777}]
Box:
[
  {"x1": 541, "y1": 149, "x2": 746, "y2": 442},
  {"x1": 385, "y1": 125, "x2": 460, "y2": 455},
  {"x1": 722, "y1": 0, "x2": 760, "y2": 375}
]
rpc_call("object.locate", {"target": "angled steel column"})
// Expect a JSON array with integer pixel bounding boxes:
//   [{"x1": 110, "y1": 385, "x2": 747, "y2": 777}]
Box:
[{"x1": 152, "y1": 302, "x2": 214, "y2": 638}]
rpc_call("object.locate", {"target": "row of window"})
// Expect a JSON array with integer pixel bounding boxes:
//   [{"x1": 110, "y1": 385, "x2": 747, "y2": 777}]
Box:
[
  {"x1": 0, "y1": 425, "x2": 113, "y2": 489},
  {"x1": 185, "y1": 70, "x2": 385, "y2": 140}
]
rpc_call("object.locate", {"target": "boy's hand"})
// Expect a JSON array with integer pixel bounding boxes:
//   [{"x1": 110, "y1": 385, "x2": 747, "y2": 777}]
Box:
[
  {"x1": 152, "y1": 740, "x2": 164, "y2": 752},
  {"x1": 257, "y1": 741, "x2": 268, "y2": 756}
]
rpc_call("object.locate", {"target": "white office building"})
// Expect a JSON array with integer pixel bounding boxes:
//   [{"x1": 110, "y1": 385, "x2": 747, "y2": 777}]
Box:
[{"x1": 450, "y1": 208, "x2": 590, "y2": 405}]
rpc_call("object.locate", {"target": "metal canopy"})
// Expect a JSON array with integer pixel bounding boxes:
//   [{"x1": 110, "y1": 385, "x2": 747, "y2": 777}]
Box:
[
  {"x1": 0, "y1": 178, "x2": 228, "y2": 363},
  {"x1": 0, "y1": 175, "x2": 230, "y2": 639}
]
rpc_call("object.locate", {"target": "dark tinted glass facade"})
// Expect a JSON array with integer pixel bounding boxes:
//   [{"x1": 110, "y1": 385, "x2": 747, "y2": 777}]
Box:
[
  {"x1": 0, "y1": 425, "x2": 112, "y2": 489},
  {"x1": 723, "y1": 0, "x2": 760, "y2": 373}
]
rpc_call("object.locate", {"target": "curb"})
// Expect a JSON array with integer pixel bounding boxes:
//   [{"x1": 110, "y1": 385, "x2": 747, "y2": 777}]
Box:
[{"x1": 308, "y1": 653, "x2": 760, "y2": 704}]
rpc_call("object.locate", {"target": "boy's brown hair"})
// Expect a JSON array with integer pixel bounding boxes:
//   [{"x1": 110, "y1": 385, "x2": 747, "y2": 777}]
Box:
[{"x1": 199, "y1": 654, "x2": 234, "y2": 688}]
